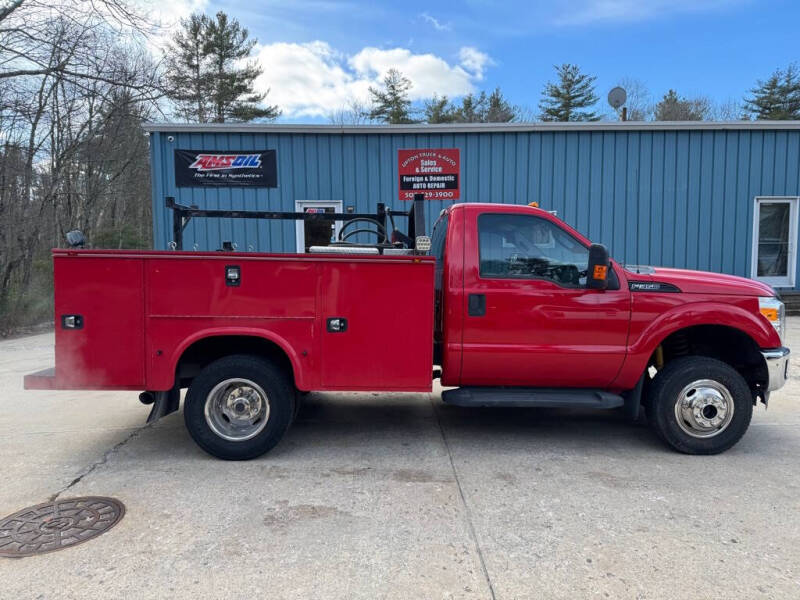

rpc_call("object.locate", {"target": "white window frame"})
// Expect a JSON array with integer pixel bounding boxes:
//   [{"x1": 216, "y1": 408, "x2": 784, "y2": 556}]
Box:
[
  {"x1": 294, "y1": 200, "x2": 343, "y2": 253},
  {"x1": 751, "y1": 196, "x2": 799, "y2": 288}
]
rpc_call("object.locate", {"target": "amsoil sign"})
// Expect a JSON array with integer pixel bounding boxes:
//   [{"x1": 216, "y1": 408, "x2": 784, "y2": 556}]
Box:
[
  {"x1": 398, "y1": 148, "x2": 460, "y2": 201},
  {"x1": 174, "y1": 149, "x2": 277, "y2": 187}
]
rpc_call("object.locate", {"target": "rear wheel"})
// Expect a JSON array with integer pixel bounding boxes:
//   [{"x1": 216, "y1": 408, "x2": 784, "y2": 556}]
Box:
[
  {"x1": 184, "y1": 354, "x2": 294, "y2": 460},
  {"x1": 648, "y1": 356, "x2": 753, "y2": 455}
]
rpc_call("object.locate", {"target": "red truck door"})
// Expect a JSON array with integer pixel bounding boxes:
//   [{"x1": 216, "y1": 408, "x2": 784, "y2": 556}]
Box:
[{"x1": 460, "y1": 210, "x2": 630, "y2": 388}]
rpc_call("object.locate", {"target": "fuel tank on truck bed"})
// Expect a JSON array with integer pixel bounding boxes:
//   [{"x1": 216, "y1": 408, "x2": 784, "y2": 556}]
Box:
[{"x1": 24, "y1": 249, "x2": 436, "y2": 393}]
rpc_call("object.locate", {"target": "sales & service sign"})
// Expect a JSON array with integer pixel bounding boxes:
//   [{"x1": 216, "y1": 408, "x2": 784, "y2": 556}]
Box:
[{"x1": 398, "y1": 148, "x2": 460, "y2": 201}]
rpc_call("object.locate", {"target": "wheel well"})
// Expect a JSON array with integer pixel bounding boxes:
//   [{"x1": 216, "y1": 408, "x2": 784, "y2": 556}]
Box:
[
  {"x1": 175, "y1": 336, "x2": 295, "y2": 388},
  {"x1": 652, "y1": 325, "x2": 768, "y2": 394}
]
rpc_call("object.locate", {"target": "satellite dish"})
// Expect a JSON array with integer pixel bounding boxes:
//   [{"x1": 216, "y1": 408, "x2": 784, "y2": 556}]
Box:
[{"x1": 608, "y1": 87, "x2": 627, "y2": 110}]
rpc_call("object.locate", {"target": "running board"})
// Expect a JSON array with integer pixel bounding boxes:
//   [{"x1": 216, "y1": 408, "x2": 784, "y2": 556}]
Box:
[{"x1": 441, "y1": 387, "x2": 624, "y2": 409}]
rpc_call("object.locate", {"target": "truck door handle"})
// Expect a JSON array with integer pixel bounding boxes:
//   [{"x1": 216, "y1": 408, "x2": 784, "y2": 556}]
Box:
[
  {"x1": 326, "y1": 317, "x2": 348, "y2": 332},
  {"x1": 468, "y1": 294, "x2": 486, "y2": 317}
]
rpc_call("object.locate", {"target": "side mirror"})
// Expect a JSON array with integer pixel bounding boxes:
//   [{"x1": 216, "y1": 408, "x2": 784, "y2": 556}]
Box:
[{"x1": 587, "y1": 243, "x2": 610, "y2": 290}]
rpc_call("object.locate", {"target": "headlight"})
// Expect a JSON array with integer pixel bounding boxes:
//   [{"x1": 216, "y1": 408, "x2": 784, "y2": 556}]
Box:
[{"x1": 759, "y1": 296, "x2": 785, "y2": 343}]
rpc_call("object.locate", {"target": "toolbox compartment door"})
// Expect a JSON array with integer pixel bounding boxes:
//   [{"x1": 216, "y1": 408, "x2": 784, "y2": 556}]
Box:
[
  {"x1": 53, "y1": 255, "x2": 145, "y2": 388},
  {"x1": 320, "y1": 259, "x2": 434, "y2": 391}
]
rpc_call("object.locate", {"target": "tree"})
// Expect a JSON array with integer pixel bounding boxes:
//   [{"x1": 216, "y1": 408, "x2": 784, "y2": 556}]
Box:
[
  {"x1": 424, "y1": 88, "x2": 518, "y2": 124},
  {"x1": 0, "y1": 0, "x2": 152, "y2": 84},
  {"x1": 368, "y1": 69, "x2": 416, "y2": 124},
  {"x1": 424, "y1": 95, "x2": 457, "y2": 123},
  {"x1": 484, "y1": 88, "x2": 517, "y2": 122},
  {"x1": 744, "y1": 65, "x2": 800, "y2": 120},
  {"x1": 654, "y1": 89, "x2": 710, "y2": 121},
  {"x1": 0, "y1": 1, "x2": 161, "y2": 335},
  {"x1": 712, "y1": 98, "x2": 745, "y2": 121},
  {"x1": 456, "y1": 93, "x2": 484, "y2": 122},
  {"x1": 164, "y1": 14, "x2": 212, "y2": 122},
  {"x1": 163, "y1": 11, "x2": 280, "y2": 123},
  {"x1": 539, "y1": 64, "x2": 600, "y2": 122},
  {"x1": 328, "y1": 98, "x2": 371, "y2": 125},
  {"x1": 204, "y1": 11, "x2": 279, "y2": 122},
  {"x1": 615, "y1": 77, "x2": 652, "y2": 121}
]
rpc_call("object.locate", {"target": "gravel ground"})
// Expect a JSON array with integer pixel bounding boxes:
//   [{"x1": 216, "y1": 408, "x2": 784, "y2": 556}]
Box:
[{"x1": 0, "y1": 321, "x2": 799, "y2": 599}]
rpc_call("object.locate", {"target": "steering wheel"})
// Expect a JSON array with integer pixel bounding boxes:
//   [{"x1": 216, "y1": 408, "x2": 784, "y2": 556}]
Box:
[{"x1": 337, "y1": 218, "x2": 387, "y2": 243}]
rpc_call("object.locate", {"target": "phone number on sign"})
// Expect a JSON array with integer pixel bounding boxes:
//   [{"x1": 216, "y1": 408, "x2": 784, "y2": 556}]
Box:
[{"x1": 401, "y1": 191, "x2": 457, "y2": 200}]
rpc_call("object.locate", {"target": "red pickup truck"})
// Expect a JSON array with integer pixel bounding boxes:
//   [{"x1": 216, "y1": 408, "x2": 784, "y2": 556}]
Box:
[{"x1": 25, "y1": 202, "x2": 790, "y2": 459}]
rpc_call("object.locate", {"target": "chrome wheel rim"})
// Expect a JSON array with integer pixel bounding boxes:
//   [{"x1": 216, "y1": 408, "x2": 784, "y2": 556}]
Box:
[
  {"x1": 204, "y1": 378, "x2": 270, "y2": 441},
  {"x1": 674, "y1": 379, "x2": 734, "y2": 439}
]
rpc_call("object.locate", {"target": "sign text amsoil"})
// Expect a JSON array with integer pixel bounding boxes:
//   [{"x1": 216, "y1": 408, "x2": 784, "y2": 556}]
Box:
[{"x1": 175, "y1": 149, "x2": 277, "y2": 187}]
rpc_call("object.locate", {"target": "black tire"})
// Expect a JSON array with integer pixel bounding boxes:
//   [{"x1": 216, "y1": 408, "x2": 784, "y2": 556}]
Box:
[
  {"x1": 648, "y1": 356, "x2": 753, "y2": 455},
  {"x1": 184, "y1": 354, "x2": 294, "y2": 460}
]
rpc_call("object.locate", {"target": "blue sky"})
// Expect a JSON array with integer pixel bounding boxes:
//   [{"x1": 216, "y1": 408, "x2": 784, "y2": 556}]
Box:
[{"x1": 173, "y1": 0, "x2": 799, "y2": 121}]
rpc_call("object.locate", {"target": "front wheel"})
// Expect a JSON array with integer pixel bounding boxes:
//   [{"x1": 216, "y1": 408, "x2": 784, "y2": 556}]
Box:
[
  {"x1": 184, "y1": 354, "x2": 294, "y2": 460},
  {"x1": 648, "y1": 356, "x2": 753, "y2": 455}
]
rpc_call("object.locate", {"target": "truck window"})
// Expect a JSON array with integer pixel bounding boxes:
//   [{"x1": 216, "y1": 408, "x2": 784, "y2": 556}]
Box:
[{"x1": 478, "y1": 213, "x2": 589, "y2": 288}]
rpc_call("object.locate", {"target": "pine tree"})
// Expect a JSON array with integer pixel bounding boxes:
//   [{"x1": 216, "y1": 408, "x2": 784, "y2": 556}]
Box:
[
  {"x1": 163, "y1": 11, "x2": 279, "y2": 123},
  {"x1": 654, "y1": 89, "x2": 709, "y2": 121},
  {"x1": 455, "y1": 93, "x2": 484, "y2": 122},
  {"x1": 485, "y1": 87, "x2": 517, "y2": 122},
  {"x1": 538, "y1": 64, "x2": 599, "y2": 122},
  {"x1": 163, "y1": 14, "x2": 212, "y2": 122},
  {"x1": 744, "y1": 65, "x2": 800, "y2": 120},
  {"x1": 369, "y1": 69, "x2": 416, "y2": 124},
  {"x1": 424, "y1": 95, "x2": 457, "y2": 123},
  {"x1": 424, "y1": 88, "x2": 517, "y2": 124},
  {"x1": 204, "y1": 12, "x2": 279, "y2": 122}
]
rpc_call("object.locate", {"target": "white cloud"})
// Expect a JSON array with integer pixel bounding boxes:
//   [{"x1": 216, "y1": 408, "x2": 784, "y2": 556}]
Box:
[
  {"x1": 348, "y1": 47, "x2": 474, "y2": 98},
  {"x1": 148, "y1": 0, "x2": 209, "y2": 30},
  {"x1": 141, "y1": 0, "x2": 210, "y2": 52},
  {"x1": 253, "y1": 41, "x2": 492, "y2": 118},
  {"x1": 458, "y1": 47, "x2": 493, "y2": 81},
  {"x1": 420, "y1": 12, "x2": 451, "y2": 31},
  {"x1": 554, "y1": 0, "x2": 744, "y2": 25}
]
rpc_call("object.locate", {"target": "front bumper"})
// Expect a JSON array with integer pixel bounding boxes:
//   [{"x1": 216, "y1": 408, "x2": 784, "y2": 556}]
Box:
[{"x1": 762, "y1": 347, "x2": 790, "y2": 392}]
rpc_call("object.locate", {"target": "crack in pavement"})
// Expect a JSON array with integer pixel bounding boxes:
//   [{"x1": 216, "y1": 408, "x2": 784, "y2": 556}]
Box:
[
  {"x1": 430, "y1": 395, "x2": 497, "y2": 600},
  {"x1": 49, "y1": 423, "x2": 152, "y2": 502}
]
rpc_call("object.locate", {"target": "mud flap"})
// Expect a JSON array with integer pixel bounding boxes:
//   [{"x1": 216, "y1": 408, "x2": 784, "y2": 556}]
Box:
[
  {"x1": 146, "y1": 386, "x2": 181, "y2": 424},
  {"x1": 622, "y1": 374, "x2": 645, "y2": 421}
]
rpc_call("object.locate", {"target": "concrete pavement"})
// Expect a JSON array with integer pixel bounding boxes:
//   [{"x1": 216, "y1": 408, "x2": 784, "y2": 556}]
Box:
[{"x1": 1, "y1": 322, "x2": 799, "y2": 599}]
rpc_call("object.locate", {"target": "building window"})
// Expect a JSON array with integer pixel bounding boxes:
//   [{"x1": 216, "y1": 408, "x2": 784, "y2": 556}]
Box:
[{"x1": 751, "y1": 197, "x2": 799, "y2": 288}]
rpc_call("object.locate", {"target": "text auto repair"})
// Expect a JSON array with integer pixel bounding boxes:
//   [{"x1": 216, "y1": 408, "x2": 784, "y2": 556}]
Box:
[{"x1": 398, "y1": 149, "x2": 460, "y2": 201}]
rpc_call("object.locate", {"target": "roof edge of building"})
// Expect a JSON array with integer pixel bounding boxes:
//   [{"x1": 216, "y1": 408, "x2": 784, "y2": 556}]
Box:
[{"x1": 142, "y1": 120, "x2": 800, "y2": 134}]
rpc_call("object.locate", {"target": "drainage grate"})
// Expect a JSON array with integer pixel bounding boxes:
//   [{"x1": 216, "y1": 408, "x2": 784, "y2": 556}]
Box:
[{"x1": 0, "y1": 496, "x2": 125, "y2": 558}]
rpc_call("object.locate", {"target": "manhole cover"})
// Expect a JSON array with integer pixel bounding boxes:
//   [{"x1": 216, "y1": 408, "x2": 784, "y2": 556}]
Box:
[{"x1": 0, "y1": 496, "x2": 125, "y2": 558}]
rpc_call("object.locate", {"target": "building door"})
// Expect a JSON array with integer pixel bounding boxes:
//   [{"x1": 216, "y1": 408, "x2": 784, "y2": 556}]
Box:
[
  {"x1": 295, "y1": 201, "x2": 342, "y2": 252},
  {"x1": 751, "y1": 197, "x2": 799, "y2": 288}
]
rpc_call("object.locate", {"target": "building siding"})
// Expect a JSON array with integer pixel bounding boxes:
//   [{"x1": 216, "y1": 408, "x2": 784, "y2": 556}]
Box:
[{"x1": 148, "y1": 127, "x2": 800, "y2": 289}]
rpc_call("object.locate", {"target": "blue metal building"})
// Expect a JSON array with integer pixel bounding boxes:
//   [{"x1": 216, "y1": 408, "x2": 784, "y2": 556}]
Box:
[{"x1": 144, "y1": 121, "x2": 800, "y2": 290}]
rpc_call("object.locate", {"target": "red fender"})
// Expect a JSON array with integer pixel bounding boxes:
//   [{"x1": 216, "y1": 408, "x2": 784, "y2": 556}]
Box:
[
  {"x1": 612, "y1": 300, "x2": 780, "y2": 389},
  {"x1": 158, "y1": 326, "x2": 308, "y2": 391}
]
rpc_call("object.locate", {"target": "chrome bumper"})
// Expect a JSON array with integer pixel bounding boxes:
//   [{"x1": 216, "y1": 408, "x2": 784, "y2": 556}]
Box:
[{"x1": 762, "y1": 347, "x2": 790, "y2": 392}]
